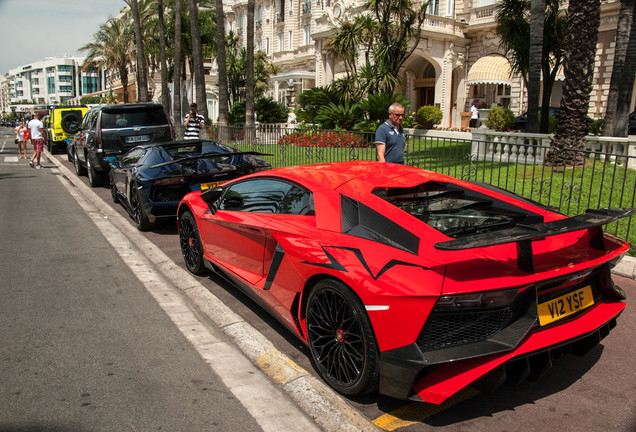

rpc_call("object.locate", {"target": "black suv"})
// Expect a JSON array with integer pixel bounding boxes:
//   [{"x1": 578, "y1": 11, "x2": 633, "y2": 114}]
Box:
[{"x1": 72, "y1": 103, "x2": 173, "y2": 187}]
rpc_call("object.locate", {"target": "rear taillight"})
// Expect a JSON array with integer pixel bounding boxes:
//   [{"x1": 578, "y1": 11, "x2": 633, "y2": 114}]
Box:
[
  {"x1": 434, "y1": 286, "x2": 532, "y2": 311},
  {"x1": 153, "y1": 177, "x2": 187, "y2": 186}
]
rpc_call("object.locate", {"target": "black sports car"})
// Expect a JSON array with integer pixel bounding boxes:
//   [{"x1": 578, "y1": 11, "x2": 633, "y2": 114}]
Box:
[{"x1": 107, "y1": 140, "x2": 271, "y2": 230}]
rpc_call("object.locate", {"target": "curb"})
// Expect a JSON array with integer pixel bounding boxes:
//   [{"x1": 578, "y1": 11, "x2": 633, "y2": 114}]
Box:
[
  {"x1": 44, "y1": 150, "x2": 380, "y2": 432},
  {"x1": 613, "y1": 255, "x2": 636, "y2": 280}
]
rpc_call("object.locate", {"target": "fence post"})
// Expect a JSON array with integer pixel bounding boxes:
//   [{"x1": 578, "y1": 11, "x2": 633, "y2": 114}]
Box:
[{"x1": 629, "y1": 136, "x2": 636, "y2": 170}]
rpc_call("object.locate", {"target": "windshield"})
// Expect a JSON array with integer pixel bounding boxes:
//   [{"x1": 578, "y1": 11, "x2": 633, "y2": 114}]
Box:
[
  {"x1": 373, "y1": 181, "x2": 540, "y2": 237},
  {"x1": 101, "y1": 107, "x2": 169, "y2": 129}
]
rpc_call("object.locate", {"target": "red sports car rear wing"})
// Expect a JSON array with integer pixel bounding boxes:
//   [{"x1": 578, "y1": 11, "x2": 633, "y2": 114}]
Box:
[{"x1": 434, "y1": 208, "x2": 636, "y2": 273}]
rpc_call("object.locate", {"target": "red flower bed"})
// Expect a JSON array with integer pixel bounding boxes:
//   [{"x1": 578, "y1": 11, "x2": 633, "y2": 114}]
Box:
[{"x1": 277, "y1": 130, "x2": 369, "y2": 148}]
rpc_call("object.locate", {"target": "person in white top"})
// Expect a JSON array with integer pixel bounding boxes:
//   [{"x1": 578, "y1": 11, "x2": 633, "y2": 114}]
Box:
[
  {"x1": 28, "y1": 113, "x2": 45, "y2": 169},
  {"x1": 470, "y1": 100, "x2": 479, "y2": 128},
  {"x1": 15, "y1": 120, "x2": 27, "y2": 159}
]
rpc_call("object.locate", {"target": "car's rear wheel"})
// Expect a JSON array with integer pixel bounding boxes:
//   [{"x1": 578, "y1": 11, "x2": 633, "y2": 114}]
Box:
[
  {"x1": 86, "y1": 156, "x2": 104, "y2": 187},
  {"x1": 179, "y1": 211, "x2": 207, "y2": 275},
  {"x1": 74, "y1": 147, "x2": 86, "y2": 176},
  {"x1": 305, "y1": 279, "x2": 379, "y2": 396},
  {"x1": 131, "y1": 186, "x2": 151, "y2": 231}
]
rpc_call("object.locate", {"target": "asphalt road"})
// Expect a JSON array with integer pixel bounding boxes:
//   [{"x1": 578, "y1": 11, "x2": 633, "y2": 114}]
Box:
[{"x1": 2, "y1": 126, "x2": 635, "y2": 431}]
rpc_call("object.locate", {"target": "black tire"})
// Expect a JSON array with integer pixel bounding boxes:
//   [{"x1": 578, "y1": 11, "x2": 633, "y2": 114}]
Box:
[
  {"x1": 305, "y1": 279, "x2": 379, "y2": 396},
  {"x1": 86, "y1": 155, "x2": 104, "y2": 187},
  {"x1": 60, "y1": 111, "x2": 82, "y2": 134},
  {"x1": 131, "y1": 186, "x2": 151, "y2": 231},
  {"x1": 74, "y1": 147, "x2": 86, "y2": 176},
  {"x1": 109, "y1": 174, "x2": 119, "y2": 203},
  {"x1": 179, "y1": 211, "x2": 207, "y2": 275}
]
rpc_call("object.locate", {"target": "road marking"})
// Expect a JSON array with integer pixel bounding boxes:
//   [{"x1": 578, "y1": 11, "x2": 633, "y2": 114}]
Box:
[
  {"x1": 372, "y1": 387, "x2": 480, "y2": 430},
  {"x1": 48, "y1": 151, "x2": 379, "y2": 432},
  {"x1": 4, "y1": 156, "x2": 19, "y2": 163}
]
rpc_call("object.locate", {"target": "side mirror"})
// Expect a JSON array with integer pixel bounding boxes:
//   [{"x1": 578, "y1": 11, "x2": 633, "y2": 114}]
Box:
[
  {"x1": 200, "y1": 188, "x2": 224, "y2": 213},
  {"x1": 104, "y1": 156, "x2": 121, "y2": 168}
]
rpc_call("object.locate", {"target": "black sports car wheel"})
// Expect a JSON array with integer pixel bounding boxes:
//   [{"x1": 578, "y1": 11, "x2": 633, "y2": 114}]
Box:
[
  {"x1": 74, "y1": 147, "x2": 86, "y2": 176},
  {"x1": 306, "y1": 279, "x2": 379, "y2": 396},
  {"x1": 179, "y1": 211, "x2": 207, "y2": 275},
  {"x1": 87, "y1": 156, "x2": 104, "y2": 187},
  {"x1": 131, "y1": 187, "x2": 151, "y2": 231},
  {"x1": 109, "y1": 175, "x2": 119, "y2": 203}
]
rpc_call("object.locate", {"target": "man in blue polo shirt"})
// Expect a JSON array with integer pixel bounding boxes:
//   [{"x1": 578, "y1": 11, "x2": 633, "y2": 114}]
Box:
[{"x1": 375, "y1": 103, "x2": 406, "y2": 164}]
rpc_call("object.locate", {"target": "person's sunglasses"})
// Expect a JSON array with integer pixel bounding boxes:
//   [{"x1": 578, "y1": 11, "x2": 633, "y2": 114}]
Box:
[{"x1": 392, "y1": 113, "x2": 405, "y2": 117}]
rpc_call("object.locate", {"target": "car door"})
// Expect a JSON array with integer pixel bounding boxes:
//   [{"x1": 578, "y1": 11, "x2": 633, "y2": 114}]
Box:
[
  {"x1": 113, "y1": 147, "x2": 147, "y2": 203},
  {"x1": 76, "y1": 110, "x2": 96, "y2": 164},
  {"x1": 200, "y1": 178, "x2": 297, "y2": 286}
]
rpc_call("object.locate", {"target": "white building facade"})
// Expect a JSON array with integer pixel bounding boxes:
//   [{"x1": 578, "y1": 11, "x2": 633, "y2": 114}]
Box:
[
  {"x1": 212, "y1": 0, "x2": 635, "y2": 128},
  {"x1": 6, "y1": 57, "x2": 107, "y2": 109}
]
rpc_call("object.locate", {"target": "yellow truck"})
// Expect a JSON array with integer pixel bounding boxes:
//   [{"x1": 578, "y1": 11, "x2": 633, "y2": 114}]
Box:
[{"x1": 45, "y1": 106, "x2": 88, "y2": 154}]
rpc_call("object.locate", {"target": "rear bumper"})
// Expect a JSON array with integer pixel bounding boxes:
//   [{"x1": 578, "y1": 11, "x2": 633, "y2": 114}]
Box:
[{"x1": 377, "y1": 301, "x2": 625, "y2": 403}]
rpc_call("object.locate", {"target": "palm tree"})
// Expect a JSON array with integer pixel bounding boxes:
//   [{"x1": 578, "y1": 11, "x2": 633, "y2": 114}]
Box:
[
  {"x1": 215, "y1": 0, "x2": 230, "y2": 140},
  {"x1": 173, "y1": 0, "x2": 183, "y2": 126},
  {"x1": 127, "y1": 0, "x2": 149, "y2": 102},
  {"x1": 496, "y1": 0, "x2": 565, "y2": 133},
  {"x1": 245, "y1": 0, "x2": 256, "y2": 143},
  {"x1": 157, "y1": 0, "x2": 170, "y2": 114},
  {"x1": 546, "y1": 0, "x2": 601, "y2": 167},
  {"x1": 81, "y1": 17, "x2": 134, "y2": 103},
  {"x1": 603, "y1": 0, "x2": 636, "y2": 137},
  {"x1": 187, "y1": 0, "x2": 208, "y2": 120},
  {"x1": 525, "y1": 0, "x2": 545, "y2": 134}
]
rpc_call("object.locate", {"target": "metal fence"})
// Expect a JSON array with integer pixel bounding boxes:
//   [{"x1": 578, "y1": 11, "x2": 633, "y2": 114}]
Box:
[{"x1": 217, "y1": 124, "x2": 636, "y2": 252}]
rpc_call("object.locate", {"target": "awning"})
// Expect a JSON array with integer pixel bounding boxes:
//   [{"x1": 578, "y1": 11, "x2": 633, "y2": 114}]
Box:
[{"x1": 466, "y1": 54, "x2": 512, "y2": 85}]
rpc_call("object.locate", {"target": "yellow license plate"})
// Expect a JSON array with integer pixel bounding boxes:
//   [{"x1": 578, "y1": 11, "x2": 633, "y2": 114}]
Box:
[
  {"x1": 200, "y1": 181, "x2": 225, "y2": 191},
  {"x1": 538, "y1": 285, "x2": 594, "y2": 326}
]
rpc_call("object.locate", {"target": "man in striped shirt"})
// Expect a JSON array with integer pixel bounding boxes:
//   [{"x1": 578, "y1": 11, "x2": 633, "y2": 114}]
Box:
[{"x1": 183, "y1": 103, "x2": 205, "y2": 139}]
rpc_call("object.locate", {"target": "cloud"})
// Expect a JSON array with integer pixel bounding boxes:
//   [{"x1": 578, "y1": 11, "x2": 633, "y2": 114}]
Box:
[{"x1": 0, "y1": 0, "x2": 124, "y2": 74}]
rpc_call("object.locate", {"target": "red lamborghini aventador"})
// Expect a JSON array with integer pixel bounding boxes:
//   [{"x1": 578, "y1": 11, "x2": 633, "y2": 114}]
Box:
[{"x1": 177, "y1": 161, "x2": 634, "y2": 403}]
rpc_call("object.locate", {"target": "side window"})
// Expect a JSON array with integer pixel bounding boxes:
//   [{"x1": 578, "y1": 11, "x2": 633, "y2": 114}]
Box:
[
  {"x1": 219, "y1": 179, "x2": 314, "y2": 215},
  {"x1": 121, "y1": 148, "x2": 146, "y2": 166}
]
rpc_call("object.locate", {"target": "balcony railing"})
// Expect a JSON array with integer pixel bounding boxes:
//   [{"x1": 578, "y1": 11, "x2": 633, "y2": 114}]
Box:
[{"x1": 302, "y1": 2, "x2": 311, "y2": 14}]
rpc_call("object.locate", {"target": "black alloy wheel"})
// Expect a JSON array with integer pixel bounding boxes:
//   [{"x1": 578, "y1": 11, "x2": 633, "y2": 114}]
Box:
[
  {"x1": 305, "y1": 279, "x2": 379, "y2": 396},
  {"x1": 179, "y1": 211, "x2": 207, "y2": 275},
  {"x1": 74, "y1": 147, "x2": 86, "y2": 176},
  {"x1": 130, "y1": 186, "x2": 151, "y2": 231}
]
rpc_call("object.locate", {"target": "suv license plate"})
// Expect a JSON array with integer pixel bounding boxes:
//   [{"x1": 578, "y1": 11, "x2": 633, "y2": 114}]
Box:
[
  {"x1": 126, "y1": 135, "x2": 150, "y2": 143},
  {"x1": 538, "y1": 285, "x2": 594, "y2": 326}
]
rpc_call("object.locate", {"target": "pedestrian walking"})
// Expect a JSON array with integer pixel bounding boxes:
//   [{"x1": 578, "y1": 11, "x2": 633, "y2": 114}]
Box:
[
  {"x1": 183, "y1": 103, "x2": 205, "y2": 139},
  {"x1": 375, "y1": 102, "x2": 406, "y2": 164},
  {"x1": 470, "y1": 100, "x2": 479, "y2": 128},
  {"x1": 28, "y1": 113, "x2": 45, "y2": 169},
  {"x1": 15, "y1": 121, "x2": 28, "y2": 159}
]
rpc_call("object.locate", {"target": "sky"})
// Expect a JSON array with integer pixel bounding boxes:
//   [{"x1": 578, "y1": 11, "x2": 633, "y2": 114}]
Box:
[{"x1": 0, "y1": 0, "x2": 126, "y2": 74}]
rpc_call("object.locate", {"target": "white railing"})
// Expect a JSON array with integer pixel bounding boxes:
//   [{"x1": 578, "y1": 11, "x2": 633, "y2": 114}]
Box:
[{"x1": 470, "y1": 129, "x2": 636, "y2": 169}]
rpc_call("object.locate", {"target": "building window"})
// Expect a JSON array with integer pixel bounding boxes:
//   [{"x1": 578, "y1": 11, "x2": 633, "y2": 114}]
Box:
[
  {"x1": 257, "y1": 39, "x2": 263, "y2": 52},
  {"x1": 59, "y1": 85, "x2": 73, "y2": 92},
  {"x1": 57, "y1": 65, "x2": 71, "y2": 72},
  {"x1": 289, "y1": 0, "x2": 293, "y2": 16},
  {"x1": 32, "y1": 78, "x2": 40, "y2": 85},
  {"x1": 266, "y1": 37, "x2": 270, "y2": 54},
  {"x1": 288, "y1": 30, "x2": 293, "y2": 50},
  {"x1": 238, "y1": 13, "x2": 244, "y2": 36},
  {"x1": 446, "y1": 0, "x2": 453, "y2": 16},
  {"x1": 428, "y1": 0, "x2": 439, "y2": 16},
  {"x1": 278, "y1": 32, "x2": 284, "y2": 52},
  {"x1": 48, "y1": 77, "x2": 55, "y2": 94},
  {"x1": 304, "y1": 25, "x2": 311, "y2": 46}
]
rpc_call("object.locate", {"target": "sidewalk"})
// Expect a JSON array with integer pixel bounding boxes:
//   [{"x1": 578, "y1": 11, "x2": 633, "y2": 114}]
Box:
[{"x1": 613, "y1": 255, "x2": 636, "y2": 280}]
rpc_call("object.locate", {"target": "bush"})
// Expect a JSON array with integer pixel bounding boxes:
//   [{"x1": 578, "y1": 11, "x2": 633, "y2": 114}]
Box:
[
  {"x1": 277, "y1": 130, "x2": 368, "y2": 148},
  {"x1": 486, "y1": 107, "x2": 515, "y2": 131},
  {"x1": 589, "y1": 118, "x2": 604, "y2": 135},
  {"x1": 415, "y1": 105, "x2": 443, "y2": 129}
]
